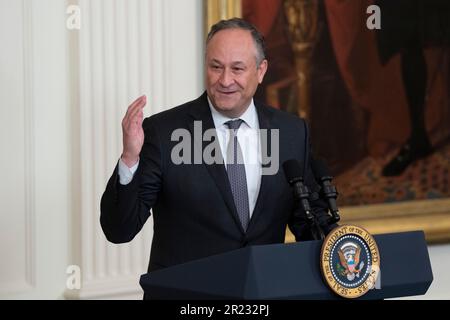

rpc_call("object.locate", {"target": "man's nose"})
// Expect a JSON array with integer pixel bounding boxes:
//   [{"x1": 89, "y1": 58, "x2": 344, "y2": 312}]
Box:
[{"x1": 218, "y1": 69, "x2": 234, "y2": 87}]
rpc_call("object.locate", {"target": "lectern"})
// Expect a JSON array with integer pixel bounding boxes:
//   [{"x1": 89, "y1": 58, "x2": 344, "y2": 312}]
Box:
[{"x1": 140, "y1": 231, "x2": 433, "y2": 299}]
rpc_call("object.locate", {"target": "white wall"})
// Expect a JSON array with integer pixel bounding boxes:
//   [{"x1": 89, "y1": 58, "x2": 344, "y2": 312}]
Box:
[
  {"x1": 70, "y1": 0, "x2": 204, "y2": 300},
  {"x1": 0, "y1": 0, "x2": 71, "y2": 299},
  {"x1": 389, "y1": 243, "x2": 450, "y2": 300},
  {"x1": 0, "y1": 0, "x2": 448, "y2": 300},
  {"x1": 0, "y1": 0, "x2": 203, "y2": 299}
]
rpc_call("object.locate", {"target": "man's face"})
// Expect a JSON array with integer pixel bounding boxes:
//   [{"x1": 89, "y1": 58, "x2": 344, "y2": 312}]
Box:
[{"x1": 205, "y1": 29, "x2": 268, "y2": 118}]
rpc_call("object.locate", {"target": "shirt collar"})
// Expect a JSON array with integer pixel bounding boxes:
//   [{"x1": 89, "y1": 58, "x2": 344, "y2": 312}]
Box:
[{"x1": 207, "y1": 96, "x2": 258, "y2": 130}]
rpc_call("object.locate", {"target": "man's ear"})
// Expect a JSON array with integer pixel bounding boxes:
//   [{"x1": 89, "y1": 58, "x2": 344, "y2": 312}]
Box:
[{"x1": 257, "y1": 59, "x2": 268, "y2": 84}]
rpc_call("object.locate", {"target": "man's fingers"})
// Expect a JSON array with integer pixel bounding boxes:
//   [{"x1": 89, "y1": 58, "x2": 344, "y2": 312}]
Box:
[
  {"x1": 128, "y1": 95, "x2": 146, "y2": 112},
  {"x1": 123, "y1": 95, "x2": 146, "y2": 126},
  {"x1": 125, "y1": 95, "x2": 146, "y2": 118},
  {"x1": 136, "y1": 111, "x2": 144, "y2": 126},
  {"x1": 125, "y1": 108, "x2": 144, "y2": 131},
  {"x1": 125, "y1": 109, "x2": 144, "y2": 129},
  {"x1": 123, "y1": 112, "x2": 143, "y2": 131},
  {"x1": 128, "y1": 98, "x2": 146, "y2": 121},
  {"x1": 124, "y1": 96, "x2": 142, "y2": 119}
]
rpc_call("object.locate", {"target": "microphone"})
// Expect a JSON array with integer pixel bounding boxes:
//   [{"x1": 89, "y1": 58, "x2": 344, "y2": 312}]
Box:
[
  {"x1": 311, "y1": 158, "x2": 340, "y2": 224},
  {"x1": 283, "y1": 159, "x2": 325, "y2": 240}
]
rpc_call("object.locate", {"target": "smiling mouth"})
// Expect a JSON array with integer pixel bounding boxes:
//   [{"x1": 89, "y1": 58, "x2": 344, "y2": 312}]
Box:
[{"x1": 218, "y1": 91, "x2": 237, "y2": 95}]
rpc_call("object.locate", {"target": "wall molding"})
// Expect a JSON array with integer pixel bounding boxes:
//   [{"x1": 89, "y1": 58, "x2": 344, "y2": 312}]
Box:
[
  {"x1": 22, "y1": 0, "x2": 36, "y2": 292},
  {"x1": 0, "y1": 0, "x2": 37, "y2": 296},
  {"x1": 72, "y1": 0, "x2": 158, "y2": 299},
  {"x1": 67, "y1": 0, "x2": 203, "y2": 299}
]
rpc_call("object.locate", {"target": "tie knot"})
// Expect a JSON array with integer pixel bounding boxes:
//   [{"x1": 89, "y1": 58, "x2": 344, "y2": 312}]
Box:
[{"x1": 225, "y1": 119, "x2": 244, "y2": 131}]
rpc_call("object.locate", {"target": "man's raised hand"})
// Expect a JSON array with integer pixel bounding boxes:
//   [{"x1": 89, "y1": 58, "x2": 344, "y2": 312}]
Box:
[{"x1": 121, "y1": 95, "x2": 146, "y2": 168}]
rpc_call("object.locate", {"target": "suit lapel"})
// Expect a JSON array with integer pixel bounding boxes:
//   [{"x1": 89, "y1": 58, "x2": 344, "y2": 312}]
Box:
[{"x1": 187, "y1": 93, "x2": 245, "y2": 234}]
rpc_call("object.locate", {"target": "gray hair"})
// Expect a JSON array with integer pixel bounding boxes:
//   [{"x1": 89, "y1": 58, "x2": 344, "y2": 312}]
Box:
[{"x1": 206, "y1": 18, "x2": 266, "y2": 66}]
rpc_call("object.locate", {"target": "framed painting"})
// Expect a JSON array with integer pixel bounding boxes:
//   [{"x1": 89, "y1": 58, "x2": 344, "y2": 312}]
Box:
[{"x1": 205, "y1": 0, "x2": 450, "y2": 243}]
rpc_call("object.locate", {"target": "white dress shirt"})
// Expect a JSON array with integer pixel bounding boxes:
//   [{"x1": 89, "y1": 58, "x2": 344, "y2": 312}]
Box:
[
  {"x1": 207, "y1": 98, "x2": 261, "y2": 217},
  {"x1": 118, "y1": 98, "x2": 262, "y2": 217}
]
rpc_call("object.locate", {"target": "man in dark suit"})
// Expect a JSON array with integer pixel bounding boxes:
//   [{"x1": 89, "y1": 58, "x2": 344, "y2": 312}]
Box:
[{"x1": 100, "y1": 18, "x2": 333, "y2": 283}]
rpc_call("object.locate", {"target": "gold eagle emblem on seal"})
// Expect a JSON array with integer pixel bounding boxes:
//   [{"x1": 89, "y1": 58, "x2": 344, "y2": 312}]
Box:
[{"x1": 320, "y1": 225, "x2": 380, "y2": 299}]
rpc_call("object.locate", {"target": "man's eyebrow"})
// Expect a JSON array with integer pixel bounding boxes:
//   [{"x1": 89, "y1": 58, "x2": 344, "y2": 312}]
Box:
[
  {"x1": 209, "y1": 59, "x2": 223, "y2": 65},
  {"x1": 208, "y1": 59, "x2": 246, "y2": 66}
]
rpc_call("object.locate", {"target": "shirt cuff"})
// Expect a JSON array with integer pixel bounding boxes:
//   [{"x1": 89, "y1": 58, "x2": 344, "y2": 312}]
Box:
[{"x1": 118, "y1": 157, "x2": 139, "y2": 185}]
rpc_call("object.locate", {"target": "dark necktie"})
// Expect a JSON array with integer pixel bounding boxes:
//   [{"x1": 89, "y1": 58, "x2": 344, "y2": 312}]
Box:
[{"x1": 225, "y1": 119, "x2": 250, "y2": 231}]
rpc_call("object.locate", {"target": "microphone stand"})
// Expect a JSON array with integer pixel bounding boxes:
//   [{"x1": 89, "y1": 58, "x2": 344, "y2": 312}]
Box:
[
  {"x1": 292, "y1": 177, "x2": 325, "y2": 240},
  {"x1": 319, "y1": 175, "x2": 341, "y2": 225},
  {"x1": 311, "y1": 158, "x2": 341, "y2": 229}
]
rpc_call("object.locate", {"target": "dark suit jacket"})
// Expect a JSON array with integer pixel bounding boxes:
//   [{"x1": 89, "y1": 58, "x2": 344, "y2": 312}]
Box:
[{"x1": 100, "y1": 92, "x2": 330, "y2": 273}]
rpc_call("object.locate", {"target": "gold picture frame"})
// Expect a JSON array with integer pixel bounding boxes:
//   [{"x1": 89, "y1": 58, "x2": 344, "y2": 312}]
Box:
[
  {"x1": 205, "y1": 0, "x2": 242, "y2": 35},
  {"x1": 204, "y1": 0, "x2": 450, "y2": 243},
  {"x1": 289, "y1": 190, "x2": 450, "y2": 244}
]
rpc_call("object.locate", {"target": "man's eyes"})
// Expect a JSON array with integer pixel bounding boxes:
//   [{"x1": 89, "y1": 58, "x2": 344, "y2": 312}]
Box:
[{"x1": 209, "y1": 65, "x2": 245, "y2": 72}]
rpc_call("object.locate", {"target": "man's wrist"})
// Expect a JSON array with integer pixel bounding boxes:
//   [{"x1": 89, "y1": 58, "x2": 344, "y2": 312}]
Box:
[{"x1": 121, "y1": 153, "x2": 139, "y2": 168}]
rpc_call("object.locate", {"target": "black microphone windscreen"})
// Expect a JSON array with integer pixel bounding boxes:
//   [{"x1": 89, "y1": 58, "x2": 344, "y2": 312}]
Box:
[
  {"x1": 311, "y1": 158, "x2": 331, "y2": 178},
  {"x1": 283, "y1": 159, "x2": 303, "y2": 182}
]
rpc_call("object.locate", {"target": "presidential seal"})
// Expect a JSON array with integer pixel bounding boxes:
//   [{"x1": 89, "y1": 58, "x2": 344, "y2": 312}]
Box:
[{"x1": 320, "y1": 225, "x2": 380, "y2": 299}]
